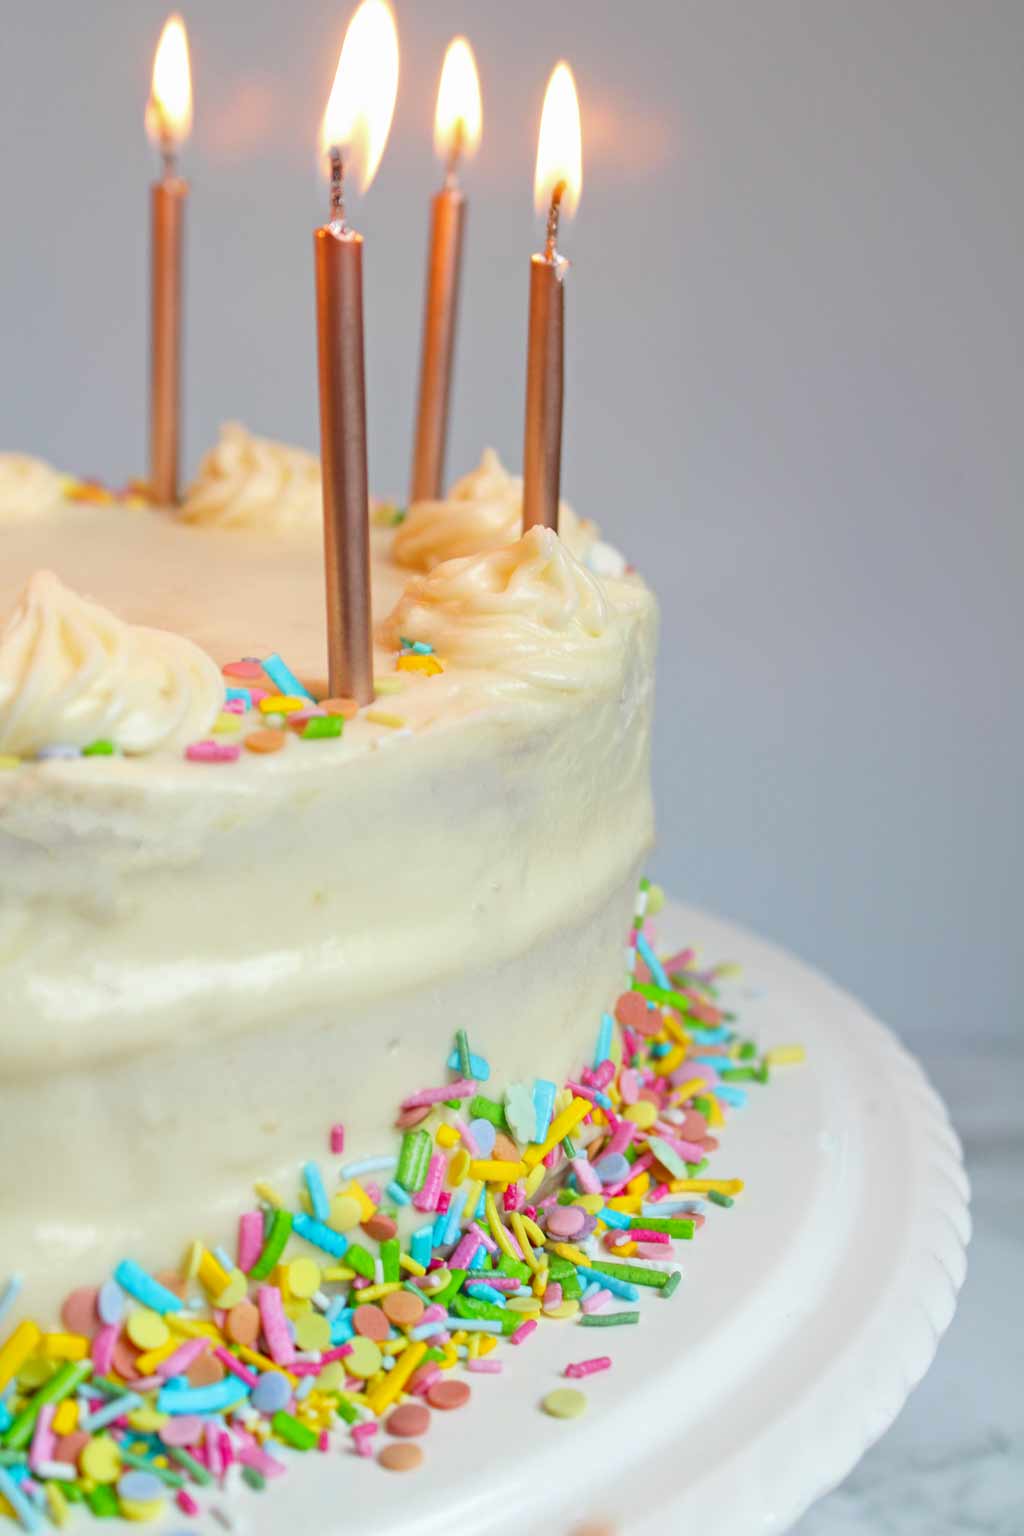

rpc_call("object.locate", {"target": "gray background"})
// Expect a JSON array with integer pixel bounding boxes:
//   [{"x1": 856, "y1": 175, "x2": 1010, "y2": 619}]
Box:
[{"x1": 1, "y1": 7, "x2": 1022, "y2": 1527}]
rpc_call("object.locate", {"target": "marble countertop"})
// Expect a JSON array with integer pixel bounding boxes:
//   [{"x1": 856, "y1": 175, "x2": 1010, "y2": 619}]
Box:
[{"x1": 793, "y1": 1046, "x2": 1023, "y2": 1535}]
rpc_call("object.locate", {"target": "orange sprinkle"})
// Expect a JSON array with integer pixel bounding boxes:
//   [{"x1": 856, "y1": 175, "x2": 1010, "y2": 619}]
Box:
[{"x1": 245, "y1": 729, "x2": 287, "y2": 754}]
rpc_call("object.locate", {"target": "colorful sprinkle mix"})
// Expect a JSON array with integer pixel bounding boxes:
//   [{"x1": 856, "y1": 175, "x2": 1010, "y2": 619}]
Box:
[{"x1": 0, "y1": 892, "x2": 801, "y2": 1525}]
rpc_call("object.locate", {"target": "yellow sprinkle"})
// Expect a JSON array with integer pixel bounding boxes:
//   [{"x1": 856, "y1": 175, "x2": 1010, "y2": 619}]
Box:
[
  {"x1": 523, "y1": 1097, "x2": 592, "y2": 1169},
  {"x1": 80, "y1": 1437, "x2": 122, "y2": 1484},
  {"x1": 127, "y1": 1309, "x2": 170, "y2": 1352},
  {"x1": 396, "y1": 653, "x2": 443, "y2": 675},
  {"x1": 212, "y1": 711, "x2": 242, "y2": 735},
  {"x1": 510, "y1": 1213, "x2": 540, "y2": 1272},
  {"x1": 371, "y1": 678, "x2": 404, "y2": 695},
  {"x1": 120, "y1": 1497, "x2": 165, "y2": 1523},
  {"x1": 340, "y1": 1181, "x2": 377, "y2": 1221},
  {"x1": 530, "y1": 1267, "x2": 549, "y2": 1299},
  {"x1": 0, "y1": 1321, "x2": 41, "y2": 1392},
  {"x1": 520, "y1": 1213, "x2": 546, "y2": 1247},
  {"x1": 611, "y1": 1241, "x2": 638, "y2": 1257},
  {"x1": 626, "y1": 1171, "x2": 651, "y2": 1198},
  {"x1": 46, "y1": 1481, "x2": 69, "y2": 1526},
  {"x1": 52, "y1": 1400, "x2": 78, "y2": 1436},
  {"x1": 364, "y1": 708, "x2": 405, "y2": 728},
  {"x1": 469, "y1": 1159, "x2": 528, "y2": 1183},
  {"x1": 623, "y1": 1101, "x2": 657, "y2": 1130},
  {"x1": 547, "y1": 1242, "x2": 590, "y2": 1268},
  {"x1": 380, "y1": 1338, "x2": 407, "y2": 1357},
  {"x1": 0, "y1": 756, "x2": 20, "y2": 770},
  {"x1": 134, "y1": 1338, "x2": 181, "y2": 1374},
  {"x1": 478, "y1": 1335, "x2": 497, "y2": 1356},
  {"x1": 672, "y1": 1079, "x2": 707, "y2": 1104},
  {"x1": 466, "y1": 1333, "x2": 481, "y2": 1359},
  {"x1": 365, "y1": 1340, "x2": 427, "y2": 1416},
  {"x1": 166, "y1": 1316, "x2": 220, "y2": 1341},
  {"x1": 439, "y1": 1345, "x2": 458, "y2": 1370},
  {"x1": 259, "y1": 694, "x2": 306, "y2": 714},
  {"x1": 573, "y1": 1194, "x2": 604, "y2": 1214},
  {"x1": 254, "y1": 1181, "x2": 287, "y2": 1209},
  {"x1": 41, "y1": 1333, "x2": 89, "y2": 1361},
  {"x1": 447, "y1": 1150, "x2": 471, "y2": 1186},
  {"x1": 506, "y1": 1297, "x2": 542, "y2": 1315},
  {"x1": 706, "y1": 1095, "x2": 724, "y2": 1128},
  {"x1": 294, "y1": 1313, "x2": 331, "y2": 1352},
  {"x1": 652, "y1": 1045, "x2": 686, "y2": 1078},
  {"x1": 661, "y1": 1013, "x2": 690, "y2": 1048},
  {"x1": 604, "y1": 1196, "x2": 642, "y2": 1214},
  {"x1": 765, "y1": 1045, "x2": 806, "y2": 1066},
  {"x1": 668, "y1": 1178, "x2": 745, "y2": 1195},
  {"x1": 329, "y1": 1195, "x2": 363, "y2": 1234},
  {"x1": 436, "y1": 1124, "x2": 459, "y2": 1149},
  {"x1": 484, "y1": 1193, "x2": 519, "y2": 1263},
  {"x1": 399, "y1": 1254, "x2": 426, "y2": 1277},
  {"x1": 127, "y1": 1408, "x2": 169, "y2": 1433},
  {"x1": 235, "y1": 1346, "x2": 298, "y2": 1385},
  {"x1": 215, "y1": 1270, "x2": 248, "y2": 1310},
  {"x1": 351, "y1": 1282, "x2": 402, "y2": 1303},
  {"x1": 524, "y1": 1164, "x2": 546, "y2": 1198},
  {"x1": 543, "y1": 1300, "x2": 580, "y2": 1321},
  {"x1": 287, "y1": 1258, "x2": 321, "y2": 1300},
  {"x1": 196, "y1": 1248, "x2": 231, "y2": 1297}
]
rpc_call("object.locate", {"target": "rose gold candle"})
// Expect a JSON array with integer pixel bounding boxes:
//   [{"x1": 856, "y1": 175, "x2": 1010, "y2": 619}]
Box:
[
  {"x1": 409, "y1": 38, "x2": 482, "y2": 505},
  {"x1": 146, "y1": 14, "x2": 192, "y2": 506},
  {"x1": 523, "y1": 63, "x2": 583, "y2": 535},
  {"x1": 314, "y1": 0, "x2": 399, "y2": 705}
]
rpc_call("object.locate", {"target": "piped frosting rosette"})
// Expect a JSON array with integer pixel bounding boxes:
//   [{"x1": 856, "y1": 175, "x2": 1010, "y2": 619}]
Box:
[
  {"x1": 393, "y1": 449, "x2": 596, "y2": 571},
  {"x1": 180, "y1": 423, "x2": 322, "y2": 532},
  {"x1": 0, "y1": 571, "x2": 223, "y2": 756},
  {"x1": 0, "y1": 454, "x2": 66, "y2": 521},
  {"x1": 382, "y1": 526, "x2": 637, "y2": 694}
]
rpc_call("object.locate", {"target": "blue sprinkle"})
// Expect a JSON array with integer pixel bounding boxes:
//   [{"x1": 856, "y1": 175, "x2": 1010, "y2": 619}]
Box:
[
  {"x1": 261, "y1": 652, "x2": 315, "y2": 702},
  {"x1": 598, "y1": 1206, "x2": 632, "y2": 1230},
  {"x1": 636, "y1": 931, "x2": 670, "y2": 990},
  {"x1": 97, "y1": 1278, "x2": 125, "y2": 1326},
  {"x1": 689, "y1": 1026, "x2": 731, "y2": 1045},
  {"x1": 442, "y1": 1189, "x2": 467, "y2": 1247},
  {"x1": 593, "y1": 1013, "x2": 614, "y2": 1069},
  {"x1": 114, "y1": 1260, "x2": 184, "y2": 1316},
  {"x1": 532, "y1": 1080, "x2": 557, "y2": 1144},
  {"x1": 431, "y1": 1212, "x2": 448, "y2": 1247},
  {"x1": 292, "y1": 1213, "x2": 349, "y2": 1258},
  {"x1": 0, "y1": 1402, "x2": 12, "y2": 1435},
  {"x1": 386, "y1": 1180, "x2": 411, "y2": 1207},
  {"x1": 117, "y1": 1471, "x2": 165, "y2": 1504},
  {"x1": 35, "y1": 744, "x2": 80, "y2": 760},
  {"x1": 303, "y1": 1162, "x2": 330, "y2": 1223},
  {"x1": 0, "y1": 1275, "x2": 24, "y2": 1331},
  {"x1": 445, "y1": 1047, "x2": 490, "y2": 1081},
  {"x1": 157, "y1": 1379, "x2": 250, "y2": 1416},
  {"x1": 213, "y1": 1246, "x2": 235, "y2": 1274},
  {"x1": 575, "y1": 1266, "x2": 640, "y2": 1302},
  {"x1": 713, "y1": 1084, "x2": 748, "y2": 1108},
  {"x1": 81, "y1": 1393, "x2": 144, "y2": 1433},
  {"x1": 225, "y1": 686, "x2": 252, "y2": 707},
  {"x1": 410, "y1": 1225, "x2": 435, "y2": 1268},
  {"x1": 409, "y1": 1320, "x2": 446, "y2": 1341},
  {"x1": 339, "y1": 1156, "x2": 397, "y2": 1181},
  {"x1": 473, "y1": 1188, "x2": 487, "y2": 1221},
  {"x1": 468, "y1": 1245, "x2": 487, "y2": 1272},
  {"x1": 0, "y1": 1466, "x2": 43, "y2": 1532},
  {"x1": 251, "y1": 1373, "x2": 290, "y2": 1416},
  {"x1": 592, "y1": 1153, "x2": 630, "y2": 1185},
  {"x1": 444, "y1": 1317, "x2": 501, "y2": 1334},
  {"x1": 465, "y1": 1283, "x2": 506, "y2": 1307}
]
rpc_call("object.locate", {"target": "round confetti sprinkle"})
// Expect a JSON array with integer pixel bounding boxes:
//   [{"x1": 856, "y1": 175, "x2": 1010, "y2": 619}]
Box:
[
  {"x1": 330, "y1": 1194, "x2": 363, "y2": 1232},
  {"x1": 546, "y1": 1205, "x2": 586, "y2": 1240},
  {"x1": 214, "y1": 1271, "x2": 248, "y2": 1310},
  {"x1": 378, "y1": 1443, "x2": 423, "y2": 1473},
  {"x1": 118, "y1": 1471, "x2": 165, "y2": 1504},
  {"x1": 251, "y1": 1372, "x2": 291, "y2": 1416},
  {"x1": 294, "y1": 1312, "x2": 331, "y2": 1352},
  {"x1": 127, "y1": 1308, "x2": 170, "y2": 1351},
  {"x1": 61, "y1": 1286, "x2": 100, "y2": 1337},
  {"x1": 353, "y1": 1304, "x2": 389, "y2": 1342},
  {"x1": 363, "y1": 1213, "x2": 398, "y2": 1242},
  {"x1": 226, "y1": 1300, "x2": 261, "y2": 1346},
  {"x1": 287, "y1": 1258, "x2": 321, "y2": 1300},
  {"x1": 186, "y1": 1351, "x2": 225, "y2": 1388},
  {"x1": 614, "y1": 992, "x2": 660, "y2": 1034},
  {"x1": 316, "y1": 1361, "x2": 346, "y2": 1392},
  {"x1": 159, "y1": 1416, "x2": 204, "y2": 1447},
  {"x1": 320, "y1": 696, "x2": 360, "y2": 718},
  {"x1": 345, "y1": 1336, "x2": 383, "y2": 1379},
  {"x1": 491, "y1": 1132, "x2": 520, "y2": 1163},
  {"x1": 680, "y1": 1109, "x2": 708, "y2": 1140},
  {"x1": 623, "y1": 1100, "x2": 657, "y2": 1130},
  {"x1": 111, "y1": 1338, "x2": 141, "y2": 1382},
  {"x1": 386, "y1": 1402, "x2": 430, "y2": 1437},
  {"x1": 426, "y1": 1379, "x2": 470, "y2": 1411},
  {"x1": 245, "y1": 728, "x2": 287, "y2": 754},
  {"x1": 467, "y1": 1118, "x2": 496, "y2": 1157},
  {"x1": 56, "y1": 1432, "x2": 90, "y2": 1466},
  {"x1": 80, "y1": 1437, "x2": 122, "y2": 1482},
  {"x1": 381, "y1": 1290, "x2": 424, "y2": 1328},
  {"x1": 395, "y1": 1105, "x2": 432, "y2": 1129},
  {"x1": 154, "y1": 1270, "x2": 188, "y2": 1300},
  {"x1": 541, "y1": 1388, "x2": 588, "y2": 1419}
]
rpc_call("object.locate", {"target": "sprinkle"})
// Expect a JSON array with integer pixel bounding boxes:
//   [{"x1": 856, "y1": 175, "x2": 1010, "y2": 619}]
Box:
[
  {"x1": 0, "y1": 1277, "x2": 24, "y2": 1331},
  {"x1": 0, "y1": 1465, "x2": 43, "y2": 1532},
  {"x1": 112, "y1": 1262, "x2": 183, "y2": 1316},
  {"x1": 156, "y1": 1380, "x2": 250, "y2": 1415},
  {"x1": 765, "y1": 1045, "x2": 806, "y2": 1067},
  {"x1": 244, "y1": 729, "x2": 287, "y2": 754},
  {"x1": 184, "y1": 739, "x2": 240, "y2": 763},
  {"x1": 578, "y1": 1311, "x2": 640, "y2": 1328},
  {"x1": 401, "y1": 1081, "x2": 474, "y2": 1110},
  {"x1": 541, "y1": 1388, "x2": 587, "y2": 1419},
  {"x1": 261, "y1": 653, "x2": 316, "y2": 702},
  {"x1": 364, "y1": 709, "x2": 406, "y2": 729},
  {"x1": 565, "y1": 1356, "x2": 611, "y2": 1379}
]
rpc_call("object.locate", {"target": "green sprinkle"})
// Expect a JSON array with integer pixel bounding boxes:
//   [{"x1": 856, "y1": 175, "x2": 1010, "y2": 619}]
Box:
[
  {"x1": 468, "y1": 1095, "x2": 509, "y2": 1130},
  {"x1": 627, "y1": 1217, "x2": 694, "y2": 1239},
  {"x1": 0, "y1": 1451, "x2": 27, "y2": 1467},
  {"x1": 166, "y1": 1445, "x2": 214, "y2": 1486},
  {"x1": 720, "y1": 1067, "x2": 756, "y2": 1082},
  {"x1": 2, "y1": 1358, "x2": 93, "y2": 1449},
  {"x1": 452, "y1": 1294, "x2": 506, "y2": 1324},
  {"x1": 242, "y1": 1465, "x2": 267, "y2": 1491},
  {"x1": 496, "y1": 1256, "x2": 531, "y2": 1282},
  {"x1": 591, "y1": 1260, "x2": 670, "y2": 1290},
  {"x1": 738, "y1": 1041, "x2": 757, "y2": 1061},
  {"x1": 455, "y1": 1029, "x2": 472, "y2": 1078},
  {"x1": 693, "y1": 1097, "x2": 711, "y2": 1118},
  {"x1": 271, "y1": 1411, "x2": 318, "y2": 1451},
  {"x1": 85, "y1": 1484, "x2": 120, "y2": 1516},
  {"x1": 709, "y1": 1190, "x2": 735, "y2": 1208},
  {"x1": 660, "y1": 1270, "x2": 682, "y2": 1299},
  {"x1": 754, "y1": 1063, "x2": 771, "y2": 1084},
  {"x1": 248, "y1": 1208, "x2": 293, "y2": 1280},
  {"x1": 421, "y1": 1347, "x2": 447, "y2": 1364},
  {"x1": 578, "y1": 1310, "x2": 640, "y2": 1328},
  {"x1": 333, "y1": 1396, "x2": 359, "y2": 1425},
  {"x1": 346, "y1": 1244, "x2": 375, "y2": 1280},
  {"x1": 82, "y1": 739, "x2": 115, "y2": 756},
  {"x1": 396, "y1": 1129, "x2": 431, "y2": 1192},
  {"x1": 302, "y1": 714, "x2": 344, "y2": 740},
  {"x1": 561, "y1": 1136, "x2": 577, "y2": 1159},
  {"x1": 431, "y1": 1269, "x2": 467, "y2": 1309},
  {"x1": 118, "y1": 1448, "x2": 185, "y2": 1487},
  {"x1": 62, "y1": 1483, "x2": 84, "y2": 1504},
  {"x1": 380, "y1": 1238, "x2": 400, "y2": 1283}
]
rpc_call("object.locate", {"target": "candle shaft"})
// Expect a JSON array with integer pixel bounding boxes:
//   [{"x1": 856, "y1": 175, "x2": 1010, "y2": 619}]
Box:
[
  {"x1": 149, "y1": 177, "x2": 187, "y2": 504},
  {"x1": 313, "y1": 224, "x2": 374, "y2": 705},
  {"x1": 522, "y1": 253, "x2": 565, "y2": 533},
  {"x1": 409, "y1": 185, "x2": 466, "y2": 503}
]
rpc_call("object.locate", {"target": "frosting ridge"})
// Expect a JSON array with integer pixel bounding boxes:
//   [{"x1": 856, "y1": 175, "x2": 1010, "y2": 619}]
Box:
[
  {"x1": 0, "y1": 454, "x2": 65, "y2": 521},
  {"x1": 382, "y1": 526, "x2": 637, "y2": 693},
  {"x1": 181, "y1": 423, "x2": 321, "y2": 532},
  {"x1": 0, "y1": 571, "x2": 223, "y2": 756},
  {"x1": 393, "y1": 449, "x2": 594, "y2": 571}
]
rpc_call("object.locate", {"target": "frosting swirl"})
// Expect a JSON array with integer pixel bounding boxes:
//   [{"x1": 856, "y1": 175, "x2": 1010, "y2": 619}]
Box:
[
  {"x1": 393, "y1": 449, "x2": 595, "y2": 571},
  {"x1": 181, "y1": 423, "x2": 321, "y2": 532},
  {"x1": 382, "y1": 527, "x2": 632, "y2": 693},
  {"x1": 0, "y1": 454, "x2": 65, "y2": 522},
  {"x1": 0, "y1": 571, "x2": 223, "y2": 756}
]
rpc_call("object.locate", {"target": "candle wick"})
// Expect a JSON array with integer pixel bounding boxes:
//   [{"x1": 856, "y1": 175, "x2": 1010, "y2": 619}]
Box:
[
  {"x1": 544, "y1": 182, "x2": 566, "y2": 263},
  {"x1": 444, "y1": 121, "x2": 465, "y2": 189},
  {"x1": 329, "y1": 147, "x2": 346, "y2": 231},
  {"x1": 161, "y1": 142, "x2": 177, "y2": 181}
]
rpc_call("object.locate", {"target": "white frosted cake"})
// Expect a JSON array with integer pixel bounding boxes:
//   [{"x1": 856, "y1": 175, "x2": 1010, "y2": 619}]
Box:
[{"x1": 0, "y1": 428, "x2": 657, "y2": 1319}]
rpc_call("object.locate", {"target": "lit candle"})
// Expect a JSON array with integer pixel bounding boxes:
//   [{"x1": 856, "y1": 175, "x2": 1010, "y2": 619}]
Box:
[
  {"x1": 523, "y1": 63, "x2": 583, "y2": 534},
  {"x1": 146, "y1": 13, "x2": 193, "y2": 505},
  {"x1": 409, "y1": 38, "x2": 482, "y2": 504},
  {"x1": 314, "y1": 0, "x2": 399, "y2": 705}
]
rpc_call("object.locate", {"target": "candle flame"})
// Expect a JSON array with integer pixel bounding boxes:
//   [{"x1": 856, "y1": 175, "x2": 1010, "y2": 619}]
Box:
[
  {"x1": 434, "y1": 38, "x2": 482, "y2": 166},
  {"x1": 533, "y1": 62, "x2": 582, "y2": 221},
  {"x1": 320, "y1": 0, "x2": 400, "y2": 195},
  {"x1": 146, "y1": 14, "x2": 193, "y2": 149}
]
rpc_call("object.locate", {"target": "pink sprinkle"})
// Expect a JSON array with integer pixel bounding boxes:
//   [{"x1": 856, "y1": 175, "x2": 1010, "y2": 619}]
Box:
[
  {"x1": 222, "y1": 697, "x2": 246, "y2": 714},
  {"x1": 635, "y1": 1243, "x2": 672, "y2": 1261},
  {"x1": 318, "y1": 1431, "x2": 330, "y2": 1453},
  {"x1": 236, "y1": 1443, "x2": 287, "y2": 1479},
  {"x1": 571, "y1": 1157, "x2": 602, "y2": 1195},
  {"x1": 542, "y1": 1146, "x2": 561, "y2": 1171},
  {"x1": 647, "y1": 1184, "x2": 671, "y2": 1204},
  {"x1": 542, "y1": 1283, "x2": 563, "y2": 1310},
  {"x1": 466, "y1": 1358, "x2": 502, "y2": 1374},
  {"x1": 352, "y1": 1421, "x2": 377, "y2": 1458},
  {"x1": 320, "y1": 1344, "x2": 354, "y2": 1364},
  {"x1": 581, "y1": 1288, "x2": 612, "y2": 1314},
  {"x1": 238, "y1": 1210, "x2": 265, "y2": 1273},
  {"x1": 566, "y1": 1356, "x2": 612, "y2": 1380},
  {"x1": 248, "y1": 687, "x2": 271, "y2": 705},
  {"x1": 177, "y1": 1491, "x2": 200, "y2": 1517},
  {"x1": 91, "y1": 1324, "x2": 118, "y2": 1375},
  {"x1": 510, "y1": 1319, "x2": 537, "y2": 1346},
  {"x1": 435, "y1": 1191, "x2": 451, "y2": 1216},
  {"x1": 565, "y1": 1081, "x2": 604, "y2": 1107},
  {"x1": 218, "y1": 1430, "x2": 234, "y2": 1471},
  {"x1": 604, "y1": 1120, "x2": 635, "y2": 1158},
  {"x1": 214, "y1": 1348, "x2": 259, "y2": 1387},
  {"x1": 592, "y1": 1060, "x2": 616, "y2": 1090},
  {"x1": 401, "y1": 1080, "x2": 474, "y2": 1109},
  {"x1": 330, "y1": 1123, "x2": 346, "y2": 1155},
  {"x1": 502, "y1": 1183, "x2": 523, "y2": 1212},
  {"x1": 453, "y1": 1116, "x2": 480, "y2": 1156},
  {"x1": 259, "y1": 1285, "x2": 296, "y2": 1366},
  {"x1": 410, "y1": 1363, "x2": 441, "y2": 1395},
  {"x1": 449, "y1": 1231, "x2": 482, "y2": 1271},
  {"x1": 28, "y1": 1404, "x2": 55, "y2": 1471},
  {"x1": 474, "y1": 1275, "x2": 519, "y2": 1292},
  {"x1": 662, "y1": 947, "x2": 695, "y2": 973},
  {"x1": 421, "y1": 1304, "x2": 446, "y2": 1326},
  {"x1": 184, "y1": 739, "x2": 241, "y2": 763},
  {"x1": 622, "y1": 1230, "x2": 670, "y2": 1245},
  {"x1": 469, "y1": 1222, "x2": 498, "y2": 1255},
  {"x1": 206, "y1": 1423, "x2": 223, "y2": 1479},
  {"x1": 413, "y1": 1154, "x2": 445, "y2": 1212}
]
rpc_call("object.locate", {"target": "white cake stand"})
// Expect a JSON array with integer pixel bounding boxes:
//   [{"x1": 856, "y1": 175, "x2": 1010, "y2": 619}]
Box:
[{"x1": 140, "y1": 902, "x2": 970, "y2": 1536}]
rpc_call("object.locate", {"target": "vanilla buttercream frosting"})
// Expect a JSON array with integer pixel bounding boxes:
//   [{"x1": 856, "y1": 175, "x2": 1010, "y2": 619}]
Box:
[
  {"x1": 0, "y1": 570, "x2": 223, "y2": 755},
  {"x1": 0, "y1": 453, "x2": 66, "y2": 521},
  {"x1": 181, "y1": 422, "x2": 322, "y2": 533},
  {"x1": 382, "y1": 526, "x2": 637, "y2": 693},
  {"x1": 393, "y1": 448, "x2": 595, "y2": 571}
]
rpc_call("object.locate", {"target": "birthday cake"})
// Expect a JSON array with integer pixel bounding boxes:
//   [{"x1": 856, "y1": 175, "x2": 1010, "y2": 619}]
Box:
[{"x1": 0, "y1": 427, "x2": 656, "y2": 1321}]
